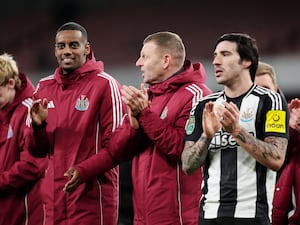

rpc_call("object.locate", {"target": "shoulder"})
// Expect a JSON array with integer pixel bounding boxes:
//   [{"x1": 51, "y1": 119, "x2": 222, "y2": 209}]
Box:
[
  {"x1": 190, "y1": 91, "x2": 223, "y2": 116},
  {"x1": 91, "y1": 71, "x2": 121, "y2": 89},
  {"x1": 253, "y1": 85, "x2": 285, "y2": 108},
  {"x1": 35, "y1": 74, "x2": 55, "y2": 91}
]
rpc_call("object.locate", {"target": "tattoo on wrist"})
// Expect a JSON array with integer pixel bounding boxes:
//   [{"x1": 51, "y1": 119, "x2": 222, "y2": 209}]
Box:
[
  {"x1": 236, "y1": 132, "x2": 246, "y2": 143},
  {"x1": 197, "y1": 136, "x2": 211, "y2": 152}
]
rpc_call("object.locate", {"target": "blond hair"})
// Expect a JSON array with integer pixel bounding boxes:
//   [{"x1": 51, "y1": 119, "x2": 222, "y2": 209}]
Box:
[
  {"x1": 255, "y1": 61, "x2": 277, "y2": 85},
  {"x1": 143, "y1": 31, "x2": 186, "y2": 68},
  {"x1": 0, "y1": 53, "x2": 21, "y2": 89}
]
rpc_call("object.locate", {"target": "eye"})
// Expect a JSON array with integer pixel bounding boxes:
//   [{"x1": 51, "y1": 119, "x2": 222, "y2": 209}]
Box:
[
  {"x1": 70, "y1": 42, "x2": 80, "y2": 49},
  {"x1": 56, "y1": 43, "x2": 64, "y2": 49}
]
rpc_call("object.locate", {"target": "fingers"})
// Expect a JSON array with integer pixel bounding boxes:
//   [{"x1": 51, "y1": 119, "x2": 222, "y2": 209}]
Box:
[
  {"x1": 122, "y1": 85, "x2": 149, "y2": 115},
  {"x1": 63, "y1": 168, "x2": 81, "y2": 193}
]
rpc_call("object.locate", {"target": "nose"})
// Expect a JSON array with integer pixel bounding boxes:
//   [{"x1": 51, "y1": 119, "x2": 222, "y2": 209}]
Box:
[
  {"x1": 212, "y1": 55, "x2": 220, "y2": 65},
  {"x1": 136, "y1": 57, "x2": 142, "y2": 67},
  {"x1": 62, "y1": 46, "x2": 72, "y2": 55}
]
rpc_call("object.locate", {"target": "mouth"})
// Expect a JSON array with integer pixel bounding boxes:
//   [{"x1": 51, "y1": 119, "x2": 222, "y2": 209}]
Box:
[
  {"x1": 62, "y1": 58, "x2": 74, "y2": 64},
  {"x1": 214, "y1": 68, "x2": 223, "y2": 77}
]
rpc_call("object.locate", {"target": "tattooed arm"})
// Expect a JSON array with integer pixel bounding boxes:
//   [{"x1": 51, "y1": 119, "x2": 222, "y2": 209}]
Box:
[
  {"x1": 182, "y1": 135, "x2": 211, "y2": 174},
  {"x1": 221, "y1": 101, "x2": 288, "y2": 171},
  {"x1": 182, "y1": 101, "x2": 221, "y2": 174},
  {"x1": 232, "y1": 129, "x2": 288, "y2": 171}
]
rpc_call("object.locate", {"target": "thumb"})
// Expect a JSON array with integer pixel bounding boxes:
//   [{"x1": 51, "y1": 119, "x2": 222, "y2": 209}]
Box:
[{"x1": 64, "y1": 167, "x2": 74, "y2": 177}]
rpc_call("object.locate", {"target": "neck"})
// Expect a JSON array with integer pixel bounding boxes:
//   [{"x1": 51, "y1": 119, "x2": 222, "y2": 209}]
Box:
[{"x1": 224, "y1": 78, "x2": 253, "y2": 98}]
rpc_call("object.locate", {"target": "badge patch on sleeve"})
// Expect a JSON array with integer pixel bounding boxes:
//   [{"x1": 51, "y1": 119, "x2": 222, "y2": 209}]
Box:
[
  {"x1": 185, "y1": 116, "x2": 195, "y2": 135},
  {"x1": 265, "y1": 110, "x2": 286, "y2": 133}
]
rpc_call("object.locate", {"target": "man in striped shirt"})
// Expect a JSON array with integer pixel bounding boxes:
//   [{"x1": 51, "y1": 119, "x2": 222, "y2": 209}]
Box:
[{"x1": 182, "y1": 33, "x2": 289, "y2": 225}]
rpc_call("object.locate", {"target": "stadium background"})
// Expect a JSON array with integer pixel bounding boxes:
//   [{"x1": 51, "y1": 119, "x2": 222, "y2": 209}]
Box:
[{"x1": 1, "y1": 1, "x2": 299, "y2": 224}]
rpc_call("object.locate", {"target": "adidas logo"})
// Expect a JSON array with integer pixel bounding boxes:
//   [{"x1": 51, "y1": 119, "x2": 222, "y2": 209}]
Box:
[{"x1": 48, "y1": 100, "x2": 55, "y2": 108}]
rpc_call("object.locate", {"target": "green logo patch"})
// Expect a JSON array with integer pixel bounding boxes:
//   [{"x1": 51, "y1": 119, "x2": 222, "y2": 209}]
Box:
[{"x1": 185, "y1": 116, "x2": 195, "y2": 135}]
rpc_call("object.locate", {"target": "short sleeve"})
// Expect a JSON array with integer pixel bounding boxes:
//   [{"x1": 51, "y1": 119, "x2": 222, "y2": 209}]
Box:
[{"x1": 185, "y1": 100, "x2": 205, "y2": 142}]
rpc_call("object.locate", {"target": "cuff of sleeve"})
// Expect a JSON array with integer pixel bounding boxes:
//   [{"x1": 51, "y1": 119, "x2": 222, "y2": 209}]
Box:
[{"x1": 32, "y1": 121, "x2": 47, "y2": 131}]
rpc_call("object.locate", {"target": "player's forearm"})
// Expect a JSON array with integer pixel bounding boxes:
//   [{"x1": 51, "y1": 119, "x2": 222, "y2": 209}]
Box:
[
  {"x1": 182, "y1": 135, "x2": 211, "y2": 174},
  {"x1": 232, "y1": 128, "x2": 288, "y2": 171}
]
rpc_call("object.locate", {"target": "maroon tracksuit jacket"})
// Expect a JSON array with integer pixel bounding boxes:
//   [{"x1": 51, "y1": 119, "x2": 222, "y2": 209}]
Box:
[
  {"x1": 0, "y1": 74, "x2": 46, "y2": 225},
  {"x1": 77, "y1": 60, "x2": 212, "y2": 224},
  {"x1": 25, "y1": 53, "x2": 125, "y2": 225}
]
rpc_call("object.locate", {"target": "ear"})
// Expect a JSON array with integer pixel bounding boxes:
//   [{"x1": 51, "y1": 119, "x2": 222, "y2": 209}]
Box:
[
  {"x1": 7, "y1": 78, "x2": 16, "y2": 89},
  {"x1": 243, "y1": 59, "x2": 252, "y2": 68},
  {"x1": 162, "y1": 54, "x2": 171, "y2": 69},
  {"x1": 84, "y1": 42, "x2": 91, "y2": 56}
]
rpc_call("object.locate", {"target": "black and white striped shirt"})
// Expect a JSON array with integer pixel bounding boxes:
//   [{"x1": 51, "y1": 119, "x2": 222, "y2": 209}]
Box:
[{"x1": 185, "y1": 84, "x2": 289, "y2": 220}]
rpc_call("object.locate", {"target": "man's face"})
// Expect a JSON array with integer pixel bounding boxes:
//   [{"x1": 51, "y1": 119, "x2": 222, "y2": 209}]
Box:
[
  {"x1": 212, "y1": 41, "x2": 244, "y2": 86},
  {"x1": 254, "y1": 74, "x2": 277, "y2": 92},
  {"x1": 55, "y1": 30, "x2": 90, "y2": 73},
  {"x1": 135, "y1": 41, "x2": 166, "y2": 84}
]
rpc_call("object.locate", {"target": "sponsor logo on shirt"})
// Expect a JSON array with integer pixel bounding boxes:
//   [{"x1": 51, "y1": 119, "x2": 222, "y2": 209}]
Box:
[
  {"x1": 75, "y1": 95, "x2": 89, "y2": 111},
  {"x1": 209, "y1": 130, "x2": 255, "y2": 151},
  {"x1": 185, "y1": 116, "x2": 195, "y2": 135},
  {"x1": 265, "y1": 110, "x2": 286, "y2": 133}
]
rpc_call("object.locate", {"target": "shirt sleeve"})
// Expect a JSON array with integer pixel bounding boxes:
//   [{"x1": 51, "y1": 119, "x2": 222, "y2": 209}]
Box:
[
  {"x1": 185, "y1": 100, "x2": 205, "y2": 142},
  {"x1": 261, "y1": 92, "x2": 289, "y2": 139}
]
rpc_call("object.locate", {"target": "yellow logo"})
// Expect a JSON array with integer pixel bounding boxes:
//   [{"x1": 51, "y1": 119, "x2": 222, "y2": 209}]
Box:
[{"x1": 265, "y1": 110, "x2": 286, "y2": 133}]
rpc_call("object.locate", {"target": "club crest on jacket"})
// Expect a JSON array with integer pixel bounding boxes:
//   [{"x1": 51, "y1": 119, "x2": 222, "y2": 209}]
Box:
[{"x1": 75, "y1": 95, "x2": 89, "y2": 111}]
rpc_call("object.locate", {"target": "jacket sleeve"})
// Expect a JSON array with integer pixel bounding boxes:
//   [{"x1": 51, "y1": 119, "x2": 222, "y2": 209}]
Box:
[
  {"x1": 73, "y1": 79, "x2": 136, "y2": 182},
  {"x1": 74, "y1": 115, "x2": 144, "y2": 182},
  {"x1": 0, "y1": 112, "x2": 47, "y2": 195},
  {"x1": 25, "y1": 124, "x2": 50, "y2": 158},
  {"x1": 272, "y1": 127, "x2": 300, "y2": 225},
  {"x1": 0, "y1": 151, "x2": 46, "y2": 195},
  {"x1": 138, "y1": 95, "x2": 193, "y2": 162}
]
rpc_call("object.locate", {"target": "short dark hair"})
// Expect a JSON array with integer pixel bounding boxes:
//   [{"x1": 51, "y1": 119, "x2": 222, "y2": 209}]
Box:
[
  {"x1": 214, "y1": 33, "x2": 259, "y2": 81},
  {"x1": 57, "y1": 22, "x2": 88, "y2": 42}
]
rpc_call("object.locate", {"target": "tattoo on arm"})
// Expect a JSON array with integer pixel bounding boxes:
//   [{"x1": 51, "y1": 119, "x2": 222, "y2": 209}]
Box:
[
  {"x1": 234, "y1": 129, "x2": 288, "y2": 164},
  {"x1": 182, "y1": 135, "x2": 211, "y2": 174}
]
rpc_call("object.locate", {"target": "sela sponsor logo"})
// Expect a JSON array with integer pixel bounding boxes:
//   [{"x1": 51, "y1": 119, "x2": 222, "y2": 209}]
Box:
[
  {"x1": 209, "y1": 130, "x2": 255, "y2": 151},
  {"x1": 265, "y1": 110, "x2": 286, "y2": 133},
  {"x1": 75, "y1": 95, "x2": 89, "y2": 111}
]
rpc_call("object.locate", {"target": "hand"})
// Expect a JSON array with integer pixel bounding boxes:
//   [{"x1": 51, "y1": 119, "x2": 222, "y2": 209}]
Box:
[
  {"x1": 288, "y1": 98, "x2": 300, "y2": 131},
  {"x1": 63, "y1": 167, "x2": 82, "y2": 193},
  {"x1": 30, "y1": 98, "x2": 48, "y2": 126},
  {"x1": 128, "y1": 109, "x2": 140, "y2": 129},
  {"x1": 121, "y1": 83, "x2": 149, "y2": 116},
  {"x1": 219, "y1": 102, "x2": 241, "y2": 136},
  {"x1": 202, "y1": 101, "x2": 222, "y2": 138}
]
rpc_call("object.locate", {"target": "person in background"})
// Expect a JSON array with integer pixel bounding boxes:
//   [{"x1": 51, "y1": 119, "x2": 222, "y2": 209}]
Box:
[
  {"x1": 182, "y1": 33, "x2": 289, "y2": 225},
  {"x1": 64, "y1": 31, "x2": 212, "y2": 224},
  {"x1": 0, "y1": 53, "x2": 46, "y2": 225},
  {"x1": 254, "y1": 61, "x2": 300, "y2": 225},
  {"x1": 25, "y1": 22, "x2": 125, "y2": 225},
  {"x1": 254, "y1": 61, "x2": 287, "y2": 102}
]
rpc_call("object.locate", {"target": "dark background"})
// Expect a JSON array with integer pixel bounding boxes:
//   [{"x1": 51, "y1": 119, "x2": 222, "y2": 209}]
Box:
[{"x1": 1, "y1": 1, "x2": 299, "y2": 224}]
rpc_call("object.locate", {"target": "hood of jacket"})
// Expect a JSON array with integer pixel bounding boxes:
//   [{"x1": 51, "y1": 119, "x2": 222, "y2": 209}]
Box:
[
  {"x1": 148, "y1": 60, "x2": 207, "y2": 96},
  {"x1": 0, "y1": 73, "x2": 35, "y2": 118},
  {"x1": 54, "y1": 48, "x2": 104, "y2": 87}
]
